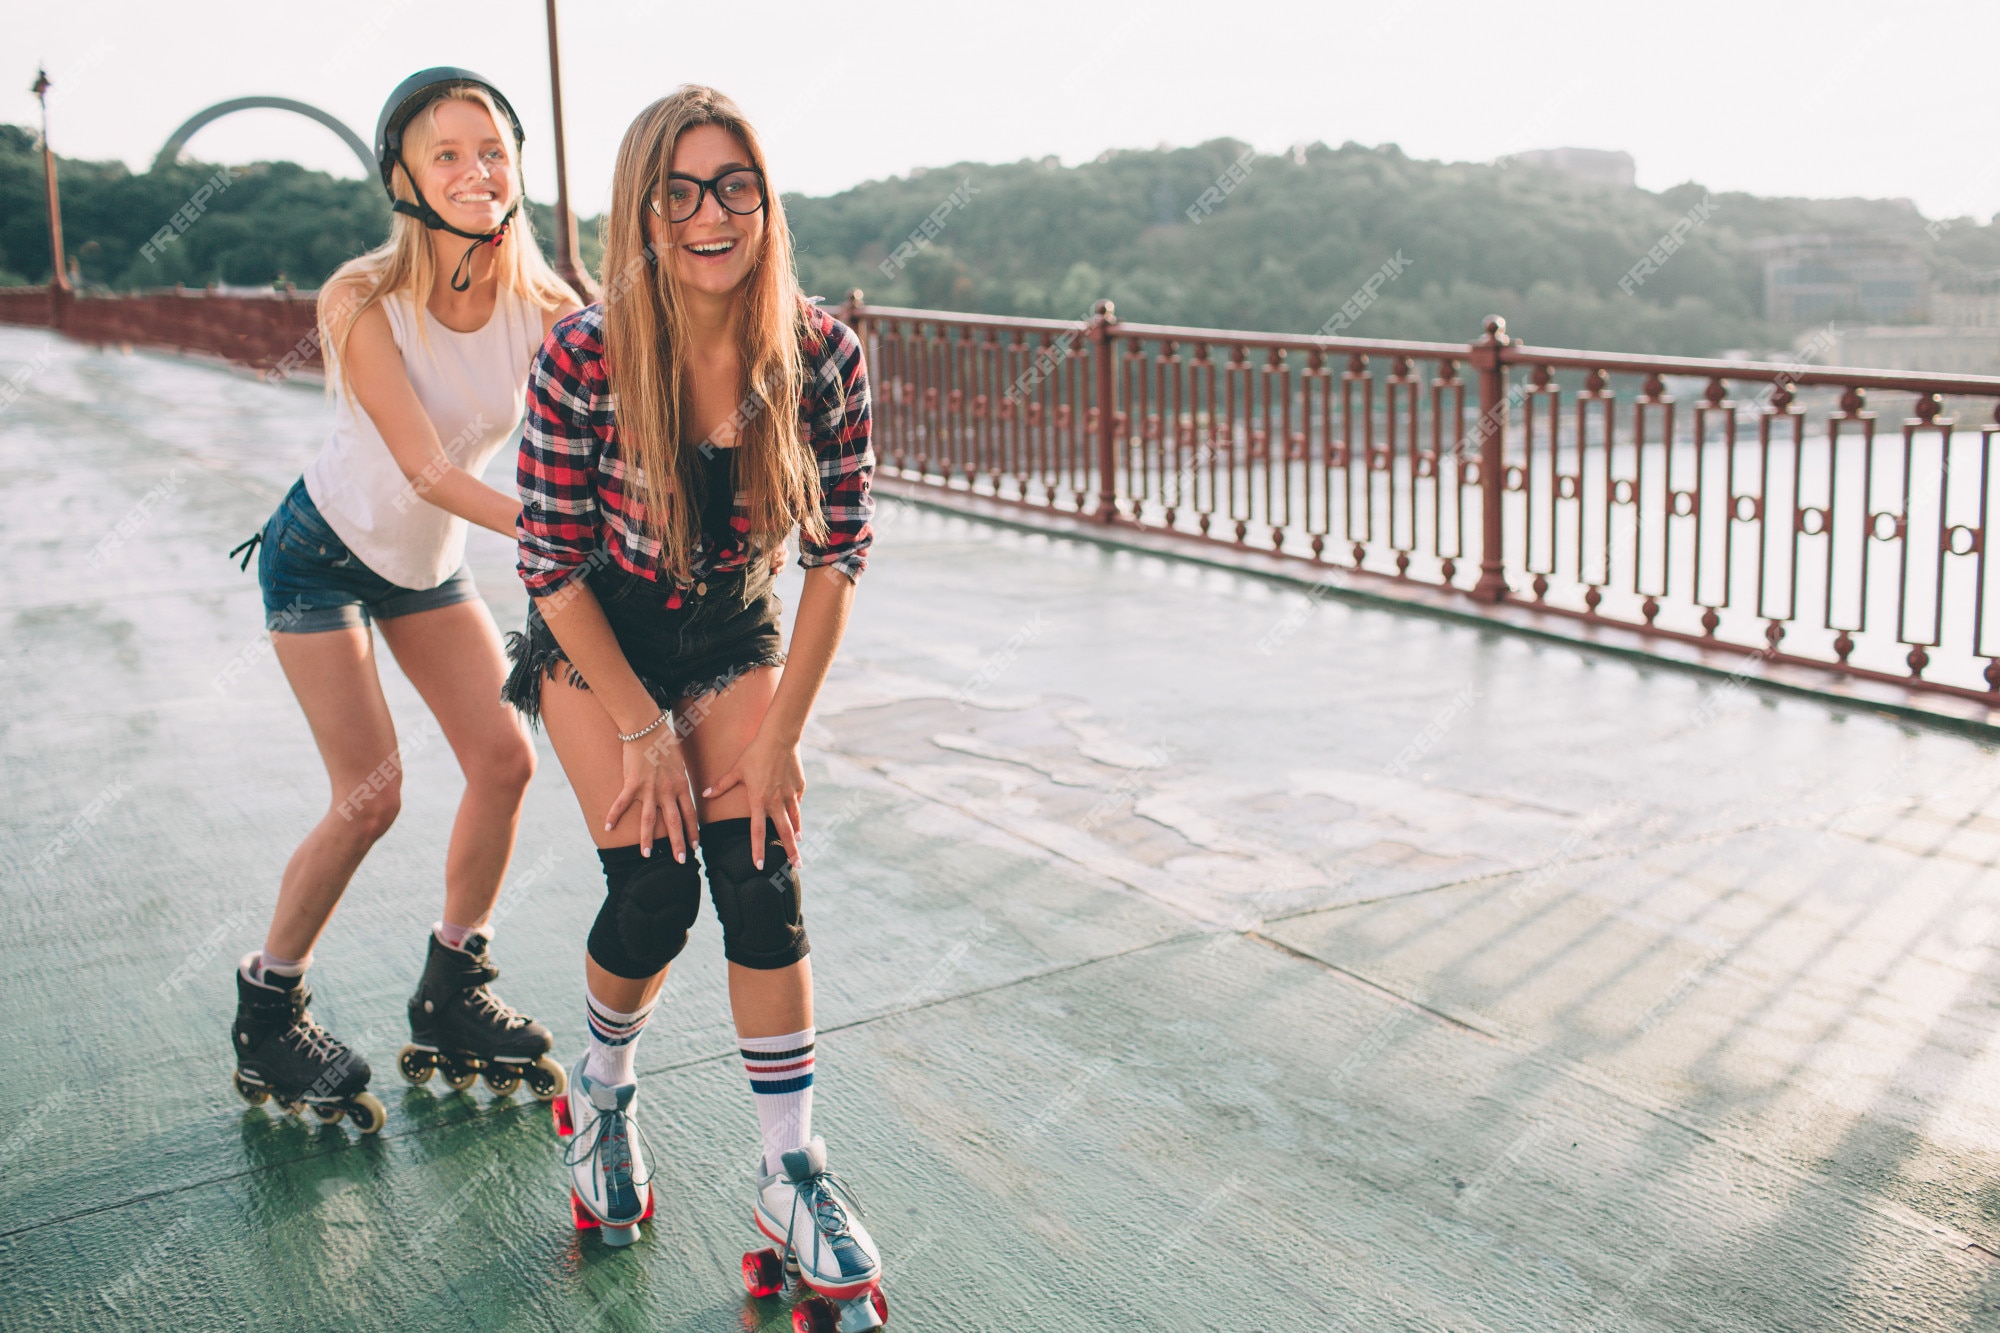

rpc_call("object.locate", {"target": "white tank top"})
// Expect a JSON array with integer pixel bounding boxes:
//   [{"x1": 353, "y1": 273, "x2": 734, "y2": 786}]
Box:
[{"x1": 303, "y1": 286, "x2": 546, "y2": 590}]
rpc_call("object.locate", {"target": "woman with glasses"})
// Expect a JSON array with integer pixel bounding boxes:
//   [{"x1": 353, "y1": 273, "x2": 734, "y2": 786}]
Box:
[{"x1": 503, "y1": 85, "x2": 885, "y2": 1324}]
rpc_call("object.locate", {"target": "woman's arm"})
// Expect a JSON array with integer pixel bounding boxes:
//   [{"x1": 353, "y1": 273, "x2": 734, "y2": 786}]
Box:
[{"x1": 335, "y1": 289, "x2": 518, "y2": 535}]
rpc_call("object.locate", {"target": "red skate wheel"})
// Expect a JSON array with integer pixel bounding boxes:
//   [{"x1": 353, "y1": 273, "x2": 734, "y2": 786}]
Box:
[
  {"x1": 871, "y1": 1286, "x2": 888, "y2": 1323},
  {"x1": 741, "y1": 1247, "x2": 784, "y2": 1298},
  {"x1": 552, "y1": 1097, "x2": 574, "y2": 1138},
  {"x1": 790, "y1": 1297, "x2": 837, "y2": 1333},
  {"x1": 640, "y1": 1190, "x2": 655, "y2": 1222},
  {"x1": 570, "y1": 1191, "x2": 600, "y2": 1231}
]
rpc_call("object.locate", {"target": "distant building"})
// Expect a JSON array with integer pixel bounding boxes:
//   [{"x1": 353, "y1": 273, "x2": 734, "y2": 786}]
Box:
[
  {"x1": 1818, "y1": 325, "x2": 2000, "y2": 375},
  {"x1": 1501, "y1": 147, "x2": 1636, "y2": 189},
  {"x1": 1752, "y1": 235, "x2": 1929, "y2": 325}
]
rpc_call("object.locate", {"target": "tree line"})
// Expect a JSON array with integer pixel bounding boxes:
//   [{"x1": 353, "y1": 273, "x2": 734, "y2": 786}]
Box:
[{"x1": 8, "y1": 122, "x2": 2000, "y2": 357}]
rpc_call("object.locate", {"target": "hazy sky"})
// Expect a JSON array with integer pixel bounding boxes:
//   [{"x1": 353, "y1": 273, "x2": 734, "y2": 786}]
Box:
[{"x1": 11, "y1": 0, "x2": 1998, "y2": 222}]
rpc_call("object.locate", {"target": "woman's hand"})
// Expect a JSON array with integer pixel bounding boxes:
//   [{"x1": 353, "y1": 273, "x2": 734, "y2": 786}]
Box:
[
  {"x1": 606, "y1": 723, "x2": 701, "y2": 862},
  {"x1": 702, "y1": 729, "x2": 805, "y2": 870}
]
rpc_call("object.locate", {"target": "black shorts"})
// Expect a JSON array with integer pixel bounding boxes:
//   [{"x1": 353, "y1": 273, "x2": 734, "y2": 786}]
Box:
[{"x1": 501, "y1": 557, "x2": 786, "y2": 725}]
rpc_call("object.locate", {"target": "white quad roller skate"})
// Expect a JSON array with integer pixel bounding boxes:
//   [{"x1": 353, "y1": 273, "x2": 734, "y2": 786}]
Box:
[
  {"x1": 552, "y1": 1055, "x2": 654, "y2": 1245},
  {"x1": 741, "y1": 1137, "x2": 888, "y2": 1331}
]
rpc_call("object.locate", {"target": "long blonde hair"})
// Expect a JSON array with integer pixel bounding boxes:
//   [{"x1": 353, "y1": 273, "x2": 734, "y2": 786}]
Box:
[
  {"x1": 318, "y1": 84, "x2": 575, "y2": 392},
  {"x1": 599, "y1": 85, "x2": 825, "y2": 583}
]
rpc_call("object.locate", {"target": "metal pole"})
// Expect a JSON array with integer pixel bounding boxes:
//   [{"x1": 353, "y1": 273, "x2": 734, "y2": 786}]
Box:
[
  {"x1": 543, "y1": 0, "x2": 597, "y2": 299},
  {"x1": 31, "y1": 66, "x2": 72, "y2": 324},
  {"x1": 1470, "y1": 315, "x2": 1511, "y2": 602},
  {"x1": 1091, "y1": 299, "x2": 1119, "y2": 522}
]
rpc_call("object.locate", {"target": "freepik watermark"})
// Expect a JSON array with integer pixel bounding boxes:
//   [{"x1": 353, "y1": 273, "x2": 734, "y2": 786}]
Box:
[
  {"x1": 1186, "y1": 147, "x2": 1256, "y2": 225},
  {"x1": 140, "y1": 167, "x2": 241, "y2": 263},
  {"x1": 30, "y1": 780, "x2": 132, "y2": 875},
  {"x1": 391, "y1": 414, "x2": 493, "y2": 513},
  {"x1": 159, "y1": 911, "x2": 256, "y2": 998},
  {"x1": 1315, "y1": 252, "x2": 1414, "y2": 337},
  {"x1": 1076, "y1": 742, "x2": 1179, "y2": 832},
  {"x1": 1618, "y1": 197, "x2": 1720, "y2": 294},
  {"x1": 336, "y1": 719, "x2": 442, "y2": 821},
  {"x1": 1384, "y1": 684, "x2": 1481, "y2": 775},
  {"x1": 212, "y1": 596, "x2": 311, "y2": 694},
  {"x1": 90, "y1": 465, "x2": 188, "y2": 567},
  {"x1": 1002, "y1": 328, "x2": 1083, "y2": 405},
  {"x1": 1255, "y1": 573, "x2": 1350, "y2": 656},
  {"x1": 954, "y1": 611, "x2": 1048, "y2": 708},
  {"x1": 880, "y1": 179, "x2": 981, "y2": 278},
  {"x1": 0, "y1": 341, "x2": 56, "y2": 416}
]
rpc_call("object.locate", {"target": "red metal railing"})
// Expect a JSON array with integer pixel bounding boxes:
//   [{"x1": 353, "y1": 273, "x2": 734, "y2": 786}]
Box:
[
  {"x1": 0, "y1": 285, "x2": 320, "y2": 374},
  {"x1": 9, "y1": 282, "x2": 2000, "y2": 703},
  {"x1": 842, "y1": 294, "x2": 2000, "y2": 704}
]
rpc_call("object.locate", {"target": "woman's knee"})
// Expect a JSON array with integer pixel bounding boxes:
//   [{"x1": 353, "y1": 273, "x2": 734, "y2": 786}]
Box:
[
  {"x1": 333, "y1": 777, "x2": 402, "y2": 841},
  {"x1": 468, "y1": 730, "x2": 537, "y2": 795}
]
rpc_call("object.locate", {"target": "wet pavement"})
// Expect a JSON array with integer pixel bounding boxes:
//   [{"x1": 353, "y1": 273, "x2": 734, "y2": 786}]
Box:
[{"x1": 4, "y1": 324, "x2": 2000, "y2": 1330}]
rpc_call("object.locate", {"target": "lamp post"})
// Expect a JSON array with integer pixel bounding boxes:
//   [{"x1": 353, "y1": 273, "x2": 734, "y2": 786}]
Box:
[
  {"x1": 543, "y1": 0, "x2": 597, "y2": 299},
  {"x1": 30, "y1": 65, "x2": 71, "y2": 324}
]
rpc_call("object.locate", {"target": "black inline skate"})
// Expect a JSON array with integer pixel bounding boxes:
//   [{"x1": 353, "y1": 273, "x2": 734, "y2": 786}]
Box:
[
  {"x1": 398, "y1": 932, "x2": 566, "y2": 1100},
  {"x1": 230, "y1": 958, "x2": 386, "y2": 1133}
]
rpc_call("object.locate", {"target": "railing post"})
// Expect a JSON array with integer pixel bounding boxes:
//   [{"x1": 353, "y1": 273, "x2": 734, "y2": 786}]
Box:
[
  {"x1": 839, "y1": 287, "x2": 864, "y2": 332},
  {"x1": 1090, "y1": 298, "x2": 1119, "y2": 522},
  {"x1": 1470, "y1": 314, "x2": 1512, "y2": 602}
]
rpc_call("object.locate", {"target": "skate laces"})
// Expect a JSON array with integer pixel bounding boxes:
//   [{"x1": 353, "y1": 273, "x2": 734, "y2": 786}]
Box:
[
  {"x1": 788, "y1": 1168, "x2": 865, "y2": 1246},
  {"x1": 284, "y1": 1012, "x2": 348, "y2": 1066},
  {"x1": 466, "y1": 983, "x2": 530, "y2": 1031},
  {"x1": 563, "y1": 1100, "x2": 654, "y2": 1192}
]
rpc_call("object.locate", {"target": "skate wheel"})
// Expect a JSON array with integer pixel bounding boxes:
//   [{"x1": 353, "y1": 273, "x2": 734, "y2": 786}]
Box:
[
  {"x1": 483, "y1": 1067, "x2": 521, "y2": 1097},
  {"x1": 871, "y1": 1286, "x2": 889, "y2": 1324},
  {"x1": 640, "y1": 1189, "x2": 655, "y2": 1222},
  {"x1": 396, "y1": 1044, "x2": 435, "y2": 1085},
  {"x1": 230, "y1": 1069, "x2": 269, "y2": 1107},
  {"x1": 552, "y1": 1095, "x2": 575, "y2": 1138},
  {"x1": 346, "y1": 1092, "x2": 387, "y2": 1134},
  {"x1": 742, "y1": 1247, "x2": 784, "y2": 1298},
  {"x1": 311, "y1": 1102, "x2": 345, "y2": 1124},
  {"x1": 791, "y1": 1296, "x2": 837, "y2": 1333},
  {"x1": 439, "y1": 1058, "x2": 477, "y2": 1092},
  {"x1": 526, "y1": 1054, "x2": 567, "y2": 1101},
  {"x1": 570, "y1": 1190, "x2": 599, "y2": 1231}
]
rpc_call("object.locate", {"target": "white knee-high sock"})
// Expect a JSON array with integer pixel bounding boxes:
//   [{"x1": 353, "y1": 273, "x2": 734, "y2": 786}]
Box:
[
  {"x1": 584, "y1": 992, "x2": 656, "y2": 1087},
  {"x1": 741, "y1": 1027, "x2": 815, "y2": 1175}
]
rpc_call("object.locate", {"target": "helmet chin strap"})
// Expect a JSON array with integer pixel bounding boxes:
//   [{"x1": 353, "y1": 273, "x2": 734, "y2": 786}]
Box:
[{"x1": 391, "y1": 156, "x2": 519, "y2": 292}]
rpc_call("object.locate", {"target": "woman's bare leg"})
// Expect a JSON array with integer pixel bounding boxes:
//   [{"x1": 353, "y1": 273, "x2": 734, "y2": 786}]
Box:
[
  {"x1": 377, "y1": 600, "x2": 536, "y2": 931},
  {"x1": 264, "y1": 626, "x2": 403, "y2": 960}
]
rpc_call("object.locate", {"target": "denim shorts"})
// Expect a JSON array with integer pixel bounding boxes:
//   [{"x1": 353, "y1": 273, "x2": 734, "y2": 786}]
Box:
[
  {"x1": 501, "y1": 556, "x2": 786, "y2": 725},
  {"x1": 257, "y1": 478, "x2": 479, "y2": 633}
]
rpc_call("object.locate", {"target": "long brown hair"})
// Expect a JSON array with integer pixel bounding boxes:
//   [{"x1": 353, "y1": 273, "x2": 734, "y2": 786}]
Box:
[
  {"x1": 318, "y1": 84, "x2": 575, "y2": 394},
  {"x1": 599, "y1": 85, "x2": 824, "y2": 583}
]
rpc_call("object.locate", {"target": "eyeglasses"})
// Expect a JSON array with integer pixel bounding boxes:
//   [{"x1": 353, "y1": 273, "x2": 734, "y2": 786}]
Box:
[{"x1": 649, "y1": 169, "x2": 767, "y2": 224}]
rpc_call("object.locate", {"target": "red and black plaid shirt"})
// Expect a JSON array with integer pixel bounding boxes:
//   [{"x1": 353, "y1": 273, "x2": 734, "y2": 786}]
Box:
[{"x1": 516, "y1": 299, "x2": 874, "y2": 604}]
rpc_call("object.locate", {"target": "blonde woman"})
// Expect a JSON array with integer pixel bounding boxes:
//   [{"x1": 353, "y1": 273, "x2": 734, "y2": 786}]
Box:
[
  {"x1": 507, "y1": 86, "x2": 885, "y2": 1321},
  {"x1": 227, "y1": 69, "x2": 579, "y2": 1132}
]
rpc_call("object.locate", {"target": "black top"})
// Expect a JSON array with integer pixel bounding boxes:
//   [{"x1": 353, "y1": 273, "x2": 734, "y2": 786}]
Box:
[{"x1": 694, "y1": 444, "x2": 738, "y2": 555}]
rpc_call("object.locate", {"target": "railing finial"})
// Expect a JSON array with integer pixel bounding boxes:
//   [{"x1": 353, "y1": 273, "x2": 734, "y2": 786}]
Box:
[{"x1": 1092, "y1": 299, "x2": 1117, "y2": 323}]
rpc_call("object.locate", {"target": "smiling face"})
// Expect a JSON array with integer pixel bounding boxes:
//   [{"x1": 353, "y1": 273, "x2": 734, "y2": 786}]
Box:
[
  {"x1": 408, "y1": 96, "x2": 516, "y2": 235},
  {"x1": 647, "y1": 123, "x2": 766, "y2": 301}
]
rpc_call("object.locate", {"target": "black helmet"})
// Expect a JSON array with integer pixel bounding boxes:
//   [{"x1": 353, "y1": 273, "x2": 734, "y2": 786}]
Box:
[{"x1": 374, "y1": 67, "x2": 527, "y2": 290}]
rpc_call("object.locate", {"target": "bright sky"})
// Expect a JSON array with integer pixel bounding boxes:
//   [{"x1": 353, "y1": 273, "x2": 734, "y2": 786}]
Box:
[{"x1": 11, "y1": 0, "x2": 1998, "y2": 222}]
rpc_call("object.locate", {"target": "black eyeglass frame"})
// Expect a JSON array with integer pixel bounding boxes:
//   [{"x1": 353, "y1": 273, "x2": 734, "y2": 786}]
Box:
[{"x1": 648, "y1": 169, "x2": 769, "y2": 224}]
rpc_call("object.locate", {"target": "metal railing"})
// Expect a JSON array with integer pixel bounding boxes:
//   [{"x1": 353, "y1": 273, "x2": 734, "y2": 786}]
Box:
[
  {"x1": 841, "y1": 294, "x2": 2000, "y2": 703},
  {"x1": 8, "y1": 281, "x2": 2000, "y2": 703}
]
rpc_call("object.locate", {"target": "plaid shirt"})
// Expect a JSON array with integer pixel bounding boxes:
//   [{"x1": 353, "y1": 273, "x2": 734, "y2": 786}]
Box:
[{"x1": 516, "y1": 300, "x2": 874, "y2": 604}]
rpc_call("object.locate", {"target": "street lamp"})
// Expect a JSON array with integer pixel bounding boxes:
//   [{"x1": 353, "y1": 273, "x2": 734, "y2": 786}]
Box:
[
  {"x1": 30, "y1": 65, "x2": 71, "y2": 304},
  {"x1": 544, "y1": 0, "x2": 598, "y2": 300}
]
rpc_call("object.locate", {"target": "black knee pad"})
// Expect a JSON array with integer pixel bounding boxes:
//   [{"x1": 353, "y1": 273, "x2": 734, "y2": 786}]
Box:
[
  {"x1": 588, "y1": 845, "x2": 702, "y2": 979},
  {"x1": 699, "y1": 818, "x2": 810, "y2": 970}
]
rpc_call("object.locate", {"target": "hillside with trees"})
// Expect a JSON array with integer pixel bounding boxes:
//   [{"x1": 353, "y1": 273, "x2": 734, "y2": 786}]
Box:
[{"x1": 9, "y1": 123, "x2": 2000, "y2": 357}]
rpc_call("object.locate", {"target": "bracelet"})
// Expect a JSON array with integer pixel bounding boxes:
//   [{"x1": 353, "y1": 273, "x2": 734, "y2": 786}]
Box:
[{"x1": 617, "y1": 709, "x2": 674, "y2": 744}]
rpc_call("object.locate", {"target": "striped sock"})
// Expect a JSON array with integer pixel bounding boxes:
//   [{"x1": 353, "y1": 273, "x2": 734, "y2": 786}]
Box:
[
  {"x1": 584, "y1": 993, "x2": 656, "y2": 1087},
  {"x1": 740, "y1": 1028, "x2": 815, "y2": 1175}
]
